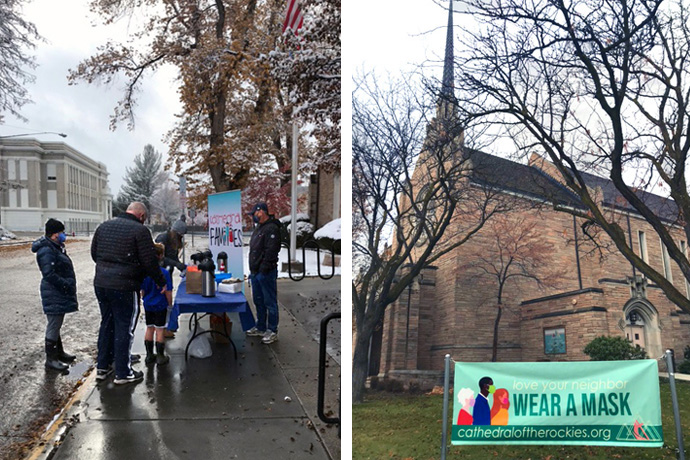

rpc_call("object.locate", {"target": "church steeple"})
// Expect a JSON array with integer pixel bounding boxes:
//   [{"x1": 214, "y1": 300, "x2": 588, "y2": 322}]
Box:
[
  {"x1": 441, "y1": 0, "x2": 455, "y2": 100},
  {"x1": 437, "y1": 0, "x2": 458, "y2": 122}
]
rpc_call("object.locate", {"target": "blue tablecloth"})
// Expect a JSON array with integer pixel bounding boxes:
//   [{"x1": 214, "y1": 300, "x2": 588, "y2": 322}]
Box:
[{"x1": 172, "y1": 280, "x2": 255, "y2": 331}]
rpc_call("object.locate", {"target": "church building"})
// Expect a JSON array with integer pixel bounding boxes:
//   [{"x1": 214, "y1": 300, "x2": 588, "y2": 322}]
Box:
[{"x1": 371, "y1": 1, "x2": 690, "y2": 390}]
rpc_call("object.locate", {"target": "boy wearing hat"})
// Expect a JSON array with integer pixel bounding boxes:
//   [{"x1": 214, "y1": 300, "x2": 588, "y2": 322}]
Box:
[
  {"x1": 245, "y1": 202, "x2": 282, "y2": 344},
  {"x1": 31, "y1": 218, "x2": 78, "y2": 372}
]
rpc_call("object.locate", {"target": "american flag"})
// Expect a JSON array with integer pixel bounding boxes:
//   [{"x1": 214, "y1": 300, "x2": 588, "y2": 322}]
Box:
[{"x1": 282, "y1": 0, "x2": 304, "y2": 34}]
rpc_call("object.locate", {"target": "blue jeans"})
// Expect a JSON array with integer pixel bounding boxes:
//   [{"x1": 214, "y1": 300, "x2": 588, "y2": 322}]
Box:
[
  {"x1": 250, "y1": 269, "x2": 278, "y2": 333},
  {"x1": 95, "y1": 286, "x2": 140, "y2": 378}
]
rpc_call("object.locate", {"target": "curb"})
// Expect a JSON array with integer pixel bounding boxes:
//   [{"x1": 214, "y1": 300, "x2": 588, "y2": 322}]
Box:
[{"x1": 25, "y1": 368, "x2": 98, "y2": 460}]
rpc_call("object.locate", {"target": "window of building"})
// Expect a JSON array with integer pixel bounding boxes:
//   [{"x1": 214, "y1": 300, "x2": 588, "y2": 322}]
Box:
[
  {"x1": 47, "y1": 190, "x2": 57, "y2": 209},
  {"x1": 19, "y1": 160, "x2": 27, "y2": 181},
  {"x1": 661, "y1": 238, "x2": 673, "y2": 282},
  {"x1": 544, "y1": 327, "x2": 566, "y2": 354},
  {"x1": 8, "y1": 189, "x2": 17, "y2": 208},
  {"x1": 7, "y1": 160, "x2": 15, "y2": 180},
  {"x1": 638, "y1": 231, "x2": 648, "y2": 263},
  {"x1": 47, "y1": 163, "x2": 57, "y2": 181},
  {"x1": 20, "y1": 189, "x2": 28, "y2": 208},
  {"x1": 682, "y1": 241, "x2": 690, "y2": 297}
]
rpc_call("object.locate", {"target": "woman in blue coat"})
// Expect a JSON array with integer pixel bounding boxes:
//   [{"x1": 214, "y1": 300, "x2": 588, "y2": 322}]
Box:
[{"x1": 31, "y1": 218, "x2": 78, "y2": 372}]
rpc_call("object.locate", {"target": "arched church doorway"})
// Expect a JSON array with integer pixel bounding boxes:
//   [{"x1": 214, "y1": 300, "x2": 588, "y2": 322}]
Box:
[{"x1": 622, "y1": 299, "x2": 662, "y2": 359}]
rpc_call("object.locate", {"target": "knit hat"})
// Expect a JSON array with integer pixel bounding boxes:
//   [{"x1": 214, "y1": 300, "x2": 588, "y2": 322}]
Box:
[
  {"x1": 248, "y1": 202, "x2": 269, "y2": 214},
  {"x1": 171, "y1": 219, "x2": 187, "y2": 235},
  {"x1": 45, "y1": 218, "x2": 65, "y2": 235}
]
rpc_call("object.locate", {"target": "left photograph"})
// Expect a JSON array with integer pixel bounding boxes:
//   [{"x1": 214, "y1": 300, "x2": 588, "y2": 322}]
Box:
[{"x1": 0, "y1": 0, "x2": 341, "y2": 458}]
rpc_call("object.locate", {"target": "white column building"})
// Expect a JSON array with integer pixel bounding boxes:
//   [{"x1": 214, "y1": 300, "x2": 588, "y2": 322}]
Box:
[{"x1": 0, "y1": 138, "x2": 111, "y2": 232}]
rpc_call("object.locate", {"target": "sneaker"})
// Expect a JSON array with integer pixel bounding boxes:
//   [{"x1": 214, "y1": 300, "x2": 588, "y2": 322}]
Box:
[
  {"x1": 130, "y1": 354, "x2": 141, "y2": 364},
  {"x1": 96, "y1": 367, "x2": 113, "y2": 381},
  {"x1": 261, "y1": 331, "x2": 278, "y2": 344},
  {"x1": 113, "y1": 370, "x2": 144, "y2": 385},
  {"x1": 246, "y1": 327, "x2": 264, "y2": 337}
]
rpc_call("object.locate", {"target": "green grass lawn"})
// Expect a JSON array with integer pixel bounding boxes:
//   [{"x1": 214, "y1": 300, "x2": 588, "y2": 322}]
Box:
[{"x1": 353, "y1": 379, "x2": 690, "y2": 460}]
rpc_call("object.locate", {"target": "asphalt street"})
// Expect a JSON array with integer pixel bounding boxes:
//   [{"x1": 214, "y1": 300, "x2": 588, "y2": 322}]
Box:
[
  {"x1": 0, "y1": 236, "x2": 101, "y2": 460},
  {"x1": 0, "y1": 235, "x2": 341, "y2": 459}
]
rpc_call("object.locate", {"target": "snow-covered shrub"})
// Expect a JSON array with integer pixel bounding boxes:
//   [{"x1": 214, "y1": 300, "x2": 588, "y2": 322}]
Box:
[
  {"x1": 284, "y1": 220, "x2": 315, "y2": 248},
  {"x1": 314, "y1": 218, "x2": 340, "y2": 254},
  {"x1": 279, "y1": 213, "x2": 311, "y2": 246},
  {"x1": 0, "y1": 225, "x2": 17, "y2": 240}
]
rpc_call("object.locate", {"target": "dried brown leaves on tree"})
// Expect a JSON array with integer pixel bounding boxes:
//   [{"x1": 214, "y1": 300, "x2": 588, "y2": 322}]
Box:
[{"x1": 69, "y1": 0, "x2": 340, "y2": 197}]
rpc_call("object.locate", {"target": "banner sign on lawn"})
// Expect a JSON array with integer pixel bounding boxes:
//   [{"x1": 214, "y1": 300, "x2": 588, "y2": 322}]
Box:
[
  {"x1": 452, "y1": 360, "x2": 662, "y2": 447},
  {"x1": 207, "y1": 190, "x2": 244, "y2": 280}
]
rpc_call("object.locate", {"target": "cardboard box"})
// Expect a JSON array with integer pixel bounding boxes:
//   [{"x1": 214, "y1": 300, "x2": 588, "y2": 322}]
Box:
[
  {"x1": 186, "y1": 271, "x2": 202, "y2": 294},
  {"x1": 210, "y1": 314, "x2": 231, "y2": 344}
]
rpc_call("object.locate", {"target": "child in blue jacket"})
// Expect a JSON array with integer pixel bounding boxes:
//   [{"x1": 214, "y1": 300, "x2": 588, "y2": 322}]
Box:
[{"x1": 140, "y1": 243, "x2": 173, "y2": 365}]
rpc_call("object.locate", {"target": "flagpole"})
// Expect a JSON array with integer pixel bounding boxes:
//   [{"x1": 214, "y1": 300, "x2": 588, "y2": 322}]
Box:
[{"x1": 290, "y1": 121, "x2": 298, "y2": 263}]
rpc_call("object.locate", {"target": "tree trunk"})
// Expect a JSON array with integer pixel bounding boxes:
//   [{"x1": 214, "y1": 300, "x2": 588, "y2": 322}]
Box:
[
  {"x1": 492, "y1": 304, "x2": 502, "y2": 362},
  {"x1": 353, "y1": 320, "x2": 375, "y2": 404}
]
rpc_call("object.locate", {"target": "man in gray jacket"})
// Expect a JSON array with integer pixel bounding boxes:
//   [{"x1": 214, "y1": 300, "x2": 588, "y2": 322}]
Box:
[{"x1": 91, "y1": 202, "x2": 167, "y2": 384}]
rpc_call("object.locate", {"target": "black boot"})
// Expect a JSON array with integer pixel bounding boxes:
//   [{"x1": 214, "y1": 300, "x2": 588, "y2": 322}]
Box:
[
  {"x1": 56, "y1": 337, "x2": 76, "y2": 363},
  {"x1": 145, "y1": 340, "x2": 156, "y2": 365},
  {"x1": 155, "y1": 341, "x2": 169, "y2": 365},
  {"x1": 45, "y1": 339, "x2": 69, "y2": 372}
]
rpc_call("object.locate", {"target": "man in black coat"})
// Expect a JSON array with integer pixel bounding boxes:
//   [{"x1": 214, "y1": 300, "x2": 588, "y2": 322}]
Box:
[
  {"x1": 245, "y1": 202, "x2": 282, "y2": 344},
  {"x1": 91, "y1": 202, "x2": 167, "y2": 384}
]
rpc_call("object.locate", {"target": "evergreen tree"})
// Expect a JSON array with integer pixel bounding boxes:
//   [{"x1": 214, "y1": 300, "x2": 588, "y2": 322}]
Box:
[
  {"x1": 118, "y1": 144, "x2": 163, "y2": 215},
  {"x1": 0, "y1": 0, "x2": 41, "y2": 123}
]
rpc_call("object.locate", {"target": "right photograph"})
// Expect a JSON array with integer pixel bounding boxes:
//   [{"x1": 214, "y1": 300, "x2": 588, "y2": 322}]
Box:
[{"x1": 352, "y1": 0, "x2": 690, "y2": 457}]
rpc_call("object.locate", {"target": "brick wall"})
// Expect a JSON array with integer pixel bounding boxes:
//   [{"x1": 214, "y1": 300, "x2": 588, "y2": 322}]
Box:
[{"x1": 378, "y1": 191, "x2": 690, "y2": 390}]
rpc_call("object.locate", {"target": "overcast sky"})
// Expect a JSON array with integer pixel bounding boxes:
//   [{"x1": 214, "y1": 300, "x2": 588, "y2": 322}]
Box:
[
  {"x1": 353, "y1": 0, "x2": 451, "y2": 84},
  {"x1": 0, "y1": 0, "x2": 180, "y2": 195},
  {"x1": 5, "y1": 0, "x2": 457, "y2": 196}
]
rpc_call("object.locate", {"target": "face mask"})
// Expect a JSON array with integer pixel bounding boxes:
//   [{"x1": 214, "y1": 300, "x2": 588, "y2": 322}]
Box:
[
  {"x1": 57, "y1": 232, "x2": 67, "y2": 244},
  {"x1": 488, "y1": 385, "x2": 496, "y2": 394},
  {"x1": 252, "y1": 214, "x2": 260, "y2": 224}
]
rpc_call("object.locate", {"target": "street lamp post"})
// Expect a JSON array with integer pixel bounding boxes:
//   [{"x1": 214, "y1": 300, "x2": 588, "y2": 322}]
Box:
[
  {"x1": 0, "y1": 132, "x2": 68, "y2": 228},
  {"x1": 0, "y1": 132, "x2": 67, "y2": 139}
]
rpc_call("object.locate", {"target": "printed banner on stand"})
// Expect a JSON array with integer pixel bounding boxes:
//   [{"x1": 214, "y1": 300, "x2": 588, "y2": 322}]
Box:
[
  {"x1": 452, "y1": 360, "x2": 662, "y2": 446},
  {"x1": 207, "y1": 190, "x2": 244, "y2": 280}
]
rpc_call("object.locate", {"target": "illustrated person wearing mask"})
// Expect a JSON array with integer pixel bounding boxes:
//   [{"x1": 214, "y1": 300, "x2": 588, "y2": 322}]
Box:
[
  {"x1": 244, "y1": 202, "x2": 282, "y2": 344},
  {"x1": 456, "y1": 387, "x2": 475, "y2": 425},
  {"x1": 32, "y1": 219, "x2": 78, "y2": 372},
  {"x1": 490, "y1": 388, "x2": 511, "y2": 425},
  {"x1": 472, "y1": 376, "x2": 495, "y2": 425},
  {"x1": 91, "y1": 202, "x2": 167, "y2": 385}
]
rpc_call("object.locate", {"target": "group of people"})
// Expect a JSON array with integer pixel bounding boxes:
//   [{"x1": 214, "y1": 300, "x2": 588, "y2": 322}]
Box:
[
  {"x1": 33, "y1": 200, "x2": 282, "y2": 385},
  {"x1": 456, "y1": 377, "x2": 511, "y2": 426}
]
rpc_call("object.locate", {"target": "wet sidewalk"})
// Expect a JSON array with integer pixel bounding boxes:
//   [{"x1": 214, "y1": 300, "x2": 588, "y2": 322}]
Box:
[{"x1": 29, "y1": 280, "x2": 341, "y2": 460}]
